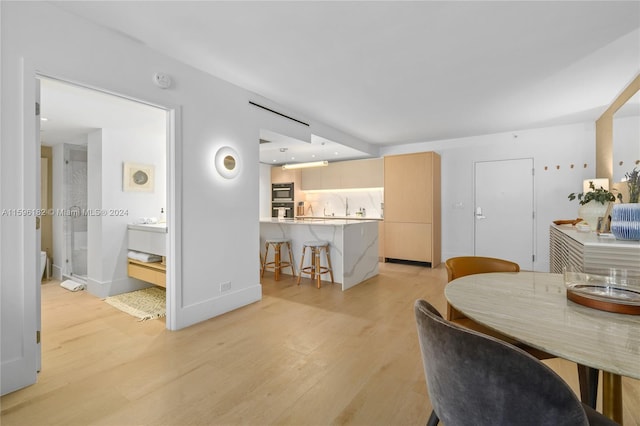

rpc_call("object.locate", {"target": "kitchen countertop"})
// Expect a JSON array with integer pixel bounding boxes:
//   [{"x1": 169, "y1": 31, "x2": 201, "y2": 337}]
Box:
[
  {"x1": 295, "y1": 215, "x2": 383, "y2": 221},
  {"x1": 260, "y1": 218, "x2": 379, "y2": 290},
  {"x1": 260, "y1": 217, "x2": 380, "y2": 226}
]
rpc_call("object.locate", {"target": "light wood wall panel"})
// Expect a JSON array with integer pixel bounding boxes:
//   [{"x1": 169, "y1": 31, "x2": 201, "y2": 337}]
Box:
[{"x1": 595, "y1": 74, "x2": 640, "y2": 180}]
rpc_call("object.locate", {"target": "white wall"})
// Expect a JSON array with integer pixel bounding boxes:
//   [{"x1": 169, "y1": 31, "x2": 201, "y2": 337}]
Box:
[
  {"x1": 83, "y1": 122, "x2": 167, "y2": 297},
  {"x1": 88, "y1": 125, "x2": 166, "y2": 297},
  {"x1": 259, "y1": 163, "x2": 272, "y2": 218},
  {"x1": 87, "y1": 131, "x2": 103, "y2": 286},
  {"x1": 381, "y1": 122, "x2": 596, "y2": 272},
  {"x1": 1, "y1": 1, "x2": 371, "y2": 394}
]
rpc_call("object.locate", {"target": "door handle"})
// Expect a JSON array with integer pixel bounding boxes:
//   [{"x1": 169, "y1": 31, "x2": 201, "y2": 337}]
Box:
[{"x1": 475, "y1": 207, "x2": 486, "y2": 220}]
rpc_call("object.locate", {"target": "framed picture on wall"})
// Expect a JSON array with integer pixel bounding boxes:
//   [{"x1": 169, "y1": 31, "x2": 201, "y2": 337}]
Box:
[{"x1": 123, "y1": 162, "x2": 155, "y2": 192}]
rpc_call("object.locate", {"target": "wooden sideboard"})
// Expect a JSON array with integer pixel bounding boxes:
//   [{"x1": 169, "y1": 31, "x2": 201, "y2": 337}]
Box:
[{"x1": 549, "y1": 224, "x2": 640, "y2": 277}]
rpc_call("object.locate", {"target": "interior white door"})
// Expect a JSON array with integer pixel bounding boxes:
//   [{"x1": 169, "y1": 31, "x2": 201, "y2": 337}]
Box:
[{"x1": 474, "y1": 158, "x2": 534, "y2": 270}]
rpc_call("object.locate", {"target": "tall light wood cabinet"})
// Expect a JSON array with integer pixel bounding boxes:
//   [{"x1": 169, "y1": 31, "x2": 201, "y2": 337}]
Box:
[{"x1": 383, "y1": 152, "x2": 441, "y2": 267}]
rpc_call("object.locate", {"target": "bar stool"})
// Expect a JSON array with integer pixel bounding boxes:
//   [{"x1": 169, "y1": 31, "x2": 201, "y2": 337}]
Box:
[
  {"x1": 261, "y1": 239, "x2": 295, "y2": 281},
  {"x1": 297, "y1": 241, "x2": 334, "y2": 288}
]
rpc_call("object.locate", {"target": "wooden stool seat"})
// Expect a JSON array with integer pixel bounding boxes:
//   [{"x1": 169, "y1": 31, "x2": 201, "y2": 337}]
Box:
[
  {"x1": 297, "y1": 241, "x2": 334, "y2": 288},
  {"x1": 261, "y1": 239, "x2": 295, "y2": 281}
]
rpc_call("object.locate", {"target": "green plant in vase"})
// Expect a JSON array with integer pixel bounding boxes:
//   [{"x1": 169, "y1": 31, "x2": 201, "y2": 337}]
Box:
[
  {"x1": 568, "y1": 181, "x2": 617, "y2": 231},
  {"x1": 621, "y1": 167, "x2": 639, "y2": 203},
  {"x1": 567, "y1": 181, "x2": 618, "y2": 205}
]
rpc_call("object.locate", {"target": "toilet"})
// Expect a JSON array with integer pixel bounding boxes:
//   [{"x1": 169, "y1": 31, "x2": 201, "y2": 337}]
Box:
[{"x1": 40, "y1": 251, "x2": 47, "y2": 280}]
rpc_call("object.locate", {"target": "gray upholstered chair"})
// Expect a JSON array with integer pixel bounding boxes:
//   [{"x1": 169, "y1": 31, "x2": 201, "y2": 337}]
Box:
[
  {"x1": 445, "y1": 256, "x2": 598, "y2": 411},
  {"x1": 414, "y1": 299, "x2": 618, "y2": 426}
]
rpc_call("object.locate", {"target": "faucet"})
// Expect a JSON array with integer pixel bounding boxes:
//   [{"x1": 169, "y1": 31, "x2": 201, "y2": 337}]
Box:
[{"x1": 345, "y1": 197, "x2": 349, "y2": 216}]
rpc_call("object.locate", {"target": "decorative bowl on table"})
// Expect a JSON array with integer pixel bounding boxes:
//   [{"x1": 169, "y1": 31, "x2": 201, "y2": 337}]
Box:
[{"x1": 563, "y1": 267, "x2": 640, "y2": 314}]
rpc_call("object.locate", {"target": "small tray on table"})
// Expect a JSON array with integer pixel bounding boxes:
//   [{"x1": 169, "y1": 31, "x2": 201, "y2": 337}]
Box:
[{"x1": 564, "y1": 270, "x2": 640, "y2": 315}]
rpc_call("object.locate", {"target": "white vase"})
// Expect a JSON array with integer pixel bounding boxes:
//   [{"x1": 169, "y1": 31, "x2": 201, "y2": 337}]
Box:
[{"x1": 578, "y1": 201, "x2": 610, "y2": 231}]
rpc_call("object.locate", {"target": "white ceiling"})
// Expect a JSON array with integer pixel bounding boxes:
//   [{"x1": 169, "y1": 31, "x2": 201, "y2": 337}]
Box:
[
  {"x1": 46, "y1": 1, "x2": 640, "y2": 163},
  {"x1": 39, "y1": 77, "x2": 166, "y2": 146}
]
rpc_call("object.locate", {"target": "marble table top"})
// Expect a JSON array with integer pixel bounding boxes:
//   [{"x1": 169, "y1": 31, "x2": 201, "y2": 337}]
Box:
[{"x1": 445, "y1": 272, "x2": 640, "y2": 379}]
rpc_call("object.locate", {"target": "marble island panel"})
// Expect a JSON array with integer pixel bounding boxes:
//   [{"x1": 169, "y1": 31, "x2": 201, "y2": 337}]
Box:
[{"x1": 260, "y1": 218, "x2": 379, "y2": 290}]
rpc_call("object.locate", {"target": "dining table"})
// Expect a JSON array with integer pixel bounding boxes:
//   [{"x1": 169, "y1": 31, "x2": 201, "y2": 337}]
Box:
[{"x1": 445, "y1": 271, "x2": 640, "y2": 424}]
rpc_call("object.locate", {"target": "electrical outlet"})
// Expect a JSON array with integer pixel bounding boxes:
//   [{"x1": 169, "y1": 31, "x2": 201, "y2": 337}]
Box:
[{"x1": 220, "y1": 281, "x2": 231, "y2": 292}]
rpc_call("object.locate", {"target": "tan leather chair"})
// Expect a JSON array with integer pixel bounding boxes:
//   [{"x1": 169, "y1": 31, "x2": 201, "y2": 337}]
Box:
[{"x1": 445, "y1": 256, "x2": 552, "y2": 359}]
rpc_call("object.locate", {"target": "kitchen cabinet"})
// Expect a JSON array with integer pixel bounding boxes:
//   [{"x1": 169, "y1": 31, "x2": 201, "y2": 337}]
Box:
[
  {"x1": 271, "y1": 166, "x2": 300, "y2": 184},
  {"x1": 271, "y1": 167, "x2": 304, "y2": 204},
  {"x1": 384, "y1": 222, "x2": 432, "y2": 263},
  {"x1": 301, "y1": 158, "x2": 383, "y2": 190},
  {"x1": 383, "y1": 152, "x2": 440, "y2": 266}
]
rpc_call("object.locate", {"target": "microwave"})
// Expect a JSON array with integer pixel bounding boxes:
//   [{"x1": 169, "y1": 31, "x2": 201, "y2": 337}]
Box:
[{"x1": 272, "y1": 182, "x2": 294, "y2": 202}]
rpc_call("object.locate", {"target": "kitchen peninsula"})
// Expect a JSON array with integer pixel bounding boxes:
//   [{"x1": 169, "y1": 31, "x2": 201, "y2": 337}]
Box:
[{"x1": 260, "y1": 218, "x2": 379, "y2": 290}]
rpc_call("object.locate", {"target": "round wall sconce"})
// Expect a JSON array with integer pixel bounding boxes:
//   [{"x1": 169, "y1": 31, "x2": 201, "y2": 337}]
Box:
[{"x1": 215, "y1": 146, "x2": 240, "y2": 179}]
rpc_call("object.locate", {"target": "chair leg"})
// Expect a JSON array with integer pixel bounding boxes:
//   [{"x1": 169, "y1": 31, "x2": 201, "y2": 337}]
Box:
[
  {"x1": 286, "y1": 241, "x2": 295, "y2": 276},
  {"x1": 274, "y1": 243, "x2": 281, "y2": 281},
  {"x1": 314, "y1": 248, "x2": 322, "y2": 288},
  {"x1": 577, "y1": 364, "x2": 599, "y2": 409},
  {"x1": 297, "y1": 246, "x2": 306, "y2": 285},
  {"x1": 261, "y1": 242, "x2": 269, "y2": 278},
  {"x1": 426, "y1": 410, "x2": 439, "y2": 426}
]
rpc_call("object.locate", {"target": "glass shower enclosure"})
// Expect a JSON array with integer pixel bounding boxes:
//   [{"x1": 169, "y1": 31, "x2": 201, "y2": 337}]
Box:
[{"x1": 63, "y1": 144, "x2": 88, "y2": 283}]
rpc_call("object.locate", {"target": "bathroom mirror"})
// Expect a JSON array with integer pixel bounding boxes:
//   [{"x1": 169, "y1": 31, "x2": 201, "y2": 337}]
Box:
[
  {"x1": 215, "y1": 146, "x2": 240, "y2": 179},
  {"x1": 613, "y1": 90, "x2": 640, "y2": 183}
]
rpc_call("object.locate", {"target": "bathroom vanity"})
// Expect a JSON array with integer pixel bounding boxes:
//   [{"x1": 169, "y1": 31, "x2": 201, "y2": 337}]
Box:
[{"x1": 127, "y1": 223, "x2": 167, "y2": 287}]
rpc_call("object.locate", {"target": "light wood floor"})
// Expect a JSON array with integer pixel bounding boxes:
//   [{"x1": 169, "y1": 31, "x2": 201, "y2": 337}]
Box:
[{"x1": 1, "y1": 262, "x2": 639, "y2": 426}]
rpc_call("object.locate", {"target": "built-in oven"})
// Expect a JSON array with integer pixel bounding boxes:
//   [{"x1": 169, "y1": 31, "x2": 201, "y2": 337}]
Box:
[
  {"x1": 272, "y1": 202, "x2": 294, "y2": 219},
  {"x1": 272, "y1": 182, "x2": 294, "y2": 202}
]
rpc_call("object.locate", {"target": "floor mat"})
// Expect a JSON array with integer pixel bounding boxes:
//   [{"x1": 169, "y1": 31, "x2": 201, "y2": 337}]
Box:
[{"x1": 104, "y1": 287, "x2": 166, "y2": 321}]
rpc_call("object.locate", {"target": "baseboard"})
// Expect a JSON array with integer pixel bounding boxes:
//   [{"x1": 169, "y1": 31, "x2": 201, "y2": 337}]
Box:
[
  {"x1": 173, "y1": 284, "x2": 262, "y2": 330},
  {"x1": 51, "y1": 264, "x2": 63, "y2": 281},
  {"x1": 86, "y1": 277, "x2": 152, "y2": 298}
]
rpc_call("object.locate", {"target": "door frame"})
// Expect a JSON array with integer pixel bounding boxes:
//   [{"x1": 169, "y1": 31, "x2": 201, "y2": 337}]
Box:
[
  {"x1": 1, "y1": 63, "x2": 182, "y2": 394},
  {"x1": 35, "y1": 71, "x2": 181, "y2": 328}
]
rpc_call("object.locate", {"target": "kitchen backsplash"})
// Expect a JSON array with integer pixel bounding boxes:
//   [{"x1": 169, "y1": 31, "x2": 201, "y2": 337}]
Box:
[{"x1": 301, "y1": 189, "x2": 384, "y2": 218}]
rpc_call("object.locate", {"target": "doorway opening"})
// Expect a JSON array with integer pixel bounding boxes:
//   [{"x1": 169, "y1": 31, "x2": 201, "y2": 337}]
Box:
[{"x1": 38, "y1": 75, "x2": 175, "y2": 338}]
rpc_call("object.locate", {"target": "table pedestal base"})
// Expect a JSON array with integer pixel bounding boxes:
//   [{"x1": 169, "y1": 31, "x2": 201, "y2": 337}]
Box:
[{"x1": 602, "y1": 372, "x2": 622, "y2": 424}]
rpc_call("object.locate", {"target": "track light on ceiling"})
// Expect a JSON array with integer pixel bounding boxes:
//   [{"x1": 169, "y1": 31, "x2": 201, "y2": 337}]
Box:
[{"x1": 282, "y1": 161, "x2": 329, "y2": 170}]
